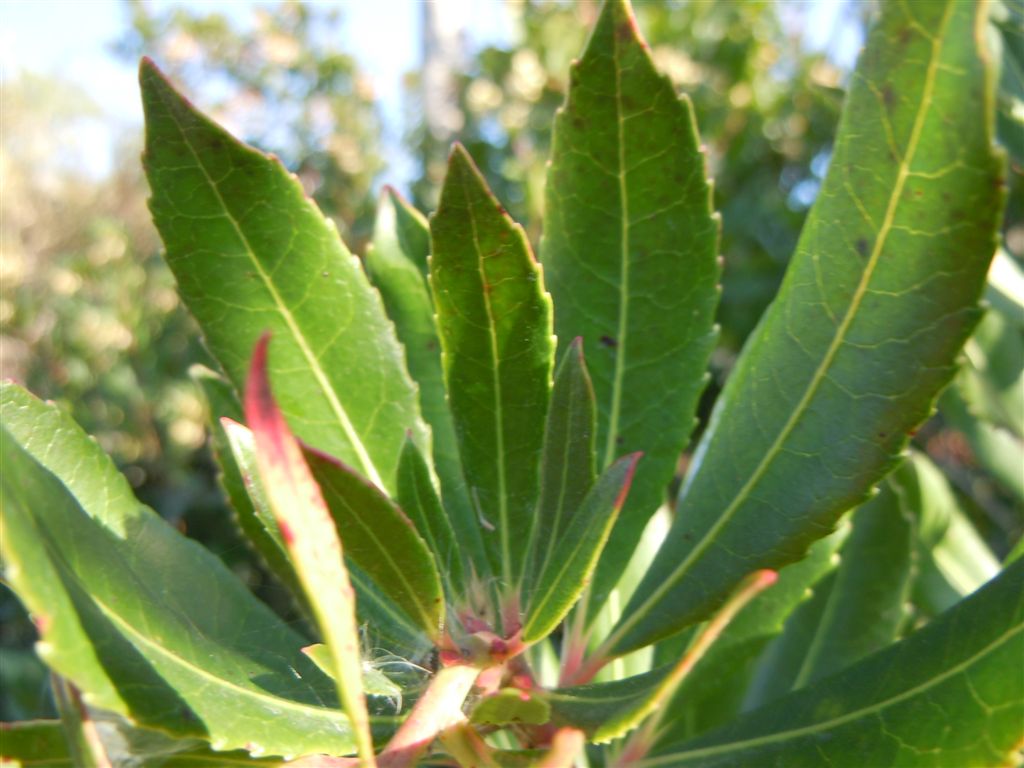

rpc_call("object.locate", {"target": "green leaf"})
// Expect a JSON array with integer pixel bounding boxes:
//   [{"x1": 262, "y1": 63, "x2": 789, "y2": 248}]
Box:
[
  {"x1": 650, "y1": 561, "x2": 1024, "y2": 767},
  {"x1": 0, "y1": 718, "x2": 361, "y2": 768},
  {"x1": 304, "y1": 446, "x2": 445, "y2": 643},
  {"x1": 524, "y1": 338, "x2": 597, "y2": 595},
  {"x1": 901, "y1": 451, "x2": 1000, "y2": 618},
  {"x1": 220, "y1": 417, "x2": 431, "y2": 660},
  {"x1": 792, "y1": 480, "x2": 916, "y2": 686},
  {"x1": 541, "y1": 0, "x2": 720, "y2": 607},
  {"x1": 744, "y1": 481, "x2": 916, "y2": 709},
  {"x1": 0, "y1": 384, "x2": 356, "y2": 758},
  {"x1": 430, "y1": 144, "x2": 555, "y2": 587},
  {"x1": 396, "y1": 437, "x2": 465, "y2": 597},
  {"x1": 522, "y1": 453, "x2": 640, "y2": 644},
  {"x1": 609, "y1": 0, "x2": 1006, "y2": 654},
  {"x1": 243, "y1": 335, "x2": 375, "y2": 764},
  {"x1": 543, "y1": 666, "x2": 671, "y2": 743},
  {"x1": 140, "y1": 57, "x2": 426, "y2": 496},
  {"x1": 301, "y1": 644, "x2": 402, "y2": 701},
  {"x1": 468, "y1": 689, "x2": 551, "y2": 727},
  {"x1": 0, "y1": 721, "x2": 70, "y2": 768},
  {"x1": 366, "y1": 189, "x2": 486, "y2": 577},
  {"x1": 658, "y1": 528, "x2": 848, "y2": 742}
]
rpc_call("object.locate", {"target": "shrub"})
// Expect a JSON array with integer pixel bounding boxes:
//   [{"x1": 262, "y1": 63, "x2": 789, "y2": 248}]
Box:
[{"x1": 2, "y1": 1, "x2": 1020, "y2": 766}]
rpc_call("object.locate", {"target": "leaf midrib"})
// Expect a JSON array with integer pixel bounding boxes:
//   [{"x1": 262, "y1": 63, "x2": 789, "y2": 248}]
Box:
[
  {"x1": 643, "y1": 620, "x2": 1023, "y2": 764},
  {"x1": 319, "y1": 473, "x2": 440, "y2": 636},
  {"x1": 458, "y1": 168, "x2": 511, "y2": 585},
  {"x1": 606, "y1": 1, "x2": 956, "y2": 652},
  {"x1": 15, "y1": 499, "x2": 351, "y2": 732},
  {"x1": 155, "y1": 85, "x2": 384, "y2": 490},
  {"x1": 603, "y1": 23, "x2": 632, "y2": 471}
]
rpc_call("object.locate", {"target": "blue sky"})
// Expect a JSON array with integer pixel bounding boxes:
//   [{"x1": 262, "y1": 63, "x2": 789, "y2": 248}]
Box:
[
  {"x1": 2, "y1": 1, "x2": 860, "y2": 185},
  {"x1": 1, "y1": 0, "x2": 510, "y2": 182}
]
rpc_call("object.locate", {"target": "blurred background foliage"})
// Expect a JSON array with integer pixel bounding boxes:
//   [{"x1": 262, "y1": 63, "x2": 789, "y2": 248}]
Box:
[{"x1": 1, "y1": 0, "x2": 1021, "y2": 721}]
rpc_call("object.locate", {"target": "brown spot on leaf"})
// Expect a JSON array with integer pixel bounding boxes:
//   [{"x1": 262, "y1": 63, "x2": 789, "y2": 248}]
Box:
[
  {"x1": 600, "y1": 335, "x2": 617, "y2": 348},
  {"x1": 856, "y1": 237, "x2": 869, "y2": 258}
]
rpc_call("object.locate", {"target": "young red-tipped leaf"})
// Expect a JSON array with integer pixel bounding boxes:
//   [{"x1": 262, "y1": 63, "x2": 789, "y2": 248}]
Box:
[
  {"x1": 245, "y1": 333, "x2": 377, "y2": 767},
  {"x1": 304, "y1": 446, "x2": 445, "y2": 643},
  {"x1": 522, "y1": 453, "x2": 641, "y2": 644}
]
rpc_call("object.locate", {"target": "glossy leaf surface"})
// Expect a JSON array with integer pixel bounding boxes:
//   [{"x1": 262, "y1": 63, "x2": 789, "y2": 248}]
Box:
[
  {"x1": 430, "y1": 144, "x2": 554, "y2": 586},
  {"x1": 141, "y1": 57, "x2": 426, "y2": 495},
  {"x1": 651, "y1": 561, "x2": 1024, "y2": 767},
  {"x1": 612, "y1": 0, "x2": 1005, "y2": 653},
  {"x1": 541, "y1": 0, "x2": 719, "y2": 606},
  {"x1": 0, "y1": 384, "x2": 355, "y2": 757}
]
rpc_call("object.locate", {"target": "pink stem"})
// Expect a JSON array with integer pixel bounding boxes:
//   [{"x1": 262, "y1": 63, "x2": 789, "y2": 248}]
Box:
[{"x1": 378, "y1": 663, "x2": 481, "y2": 768}]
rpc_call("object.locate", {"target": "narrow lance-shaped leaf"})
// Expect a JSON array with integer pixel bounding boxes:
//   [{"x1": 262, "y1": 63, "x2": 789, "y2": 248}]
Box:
[
  {"x1": 650, "y1": 560, "x2": 1024, "y2": 768},
  {"x1": 522, "y1": 453, "x2": 641, "y2": 644},
  {"x1": 220, "y1": 418, "x2": 433, "y2": 660},
  {"x1": 524, "y1": 338, "x2": 597, "y2": 595},
  {"x1": 430, "y1": 144, "x2": 555, "y2": 588},
  {"x1": 366, "y1": 188, "x2": 487, "y2": 578},
  {"x1": 140, "y1": 57, "x2": 427, "y2": 495},
  {"x1": 609, "y1": 0, "x2": 1006, "y2": 654},
  {"x1": 304, "y1": 446, "x2": 445, "y2": 643},
  {"x1": 0, "y1": 383, "x2": 357, "y2": 758},
  {"x1": 244, "y1": 335, "x2": 376, "y2": 766},
  {"x1": 396, "y1": 437, "x2": 465, "y2": 597},
  {"x1": 541, "y1": 0, "x2": 720, "y2": 607}
]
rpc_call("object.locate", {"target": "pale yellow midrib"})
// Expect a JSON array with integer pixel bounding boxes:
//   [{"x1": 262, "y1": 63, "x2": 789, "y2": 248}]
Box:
[
  {"x1": 98, "y1": 599, "x2": 351, "y2": 725},
  {"x1": 329, "y1": 481, "x2": 439, "y2": 634},
  {"x1": 603, "y1": 28, "x2": 632, "y2": 471},
  {"x1": 461, "y1": 174, "x2": 511, "y2": 585},
  {"x1": 607, "y1": 1, "x2": 955, "y2": 652},
  {"x1": 162, "y1": 97, "x2": 383, "y2": 490},
  {"x1": 642, "y1": 620, "x2": 1022, "y2": 765}
]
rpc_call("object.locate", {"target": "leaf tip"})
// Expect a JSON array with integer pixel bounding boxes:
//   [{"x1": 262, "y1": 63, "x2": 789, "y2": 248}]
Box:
[{"x1": 615, "y1": 452, "x2": 644, "y2": 510}]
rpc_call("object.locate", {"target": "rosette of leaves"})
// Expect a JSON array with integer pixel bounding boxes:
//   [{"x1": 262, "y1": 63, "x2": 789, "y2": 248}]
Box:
[{"x1": 2, "y1": 1, "x2": 1020, "y2": 766}]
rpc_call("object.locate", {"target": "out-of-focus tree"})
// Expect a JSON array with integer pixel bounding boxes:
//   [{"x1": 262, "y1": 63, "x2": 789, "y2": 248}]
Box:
[
  {"x1": 0, "y1": 73, "x2": 207, "y2": 508},
  {"x1": 0, "y1": 71, "x2": 214, "y2": 719},
  {"x1": 115, "y1": 0, "x2": 383, "y2": 249},
  {"x1": 406, "y1": 0, "x2": 848, "y2": 350}
]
